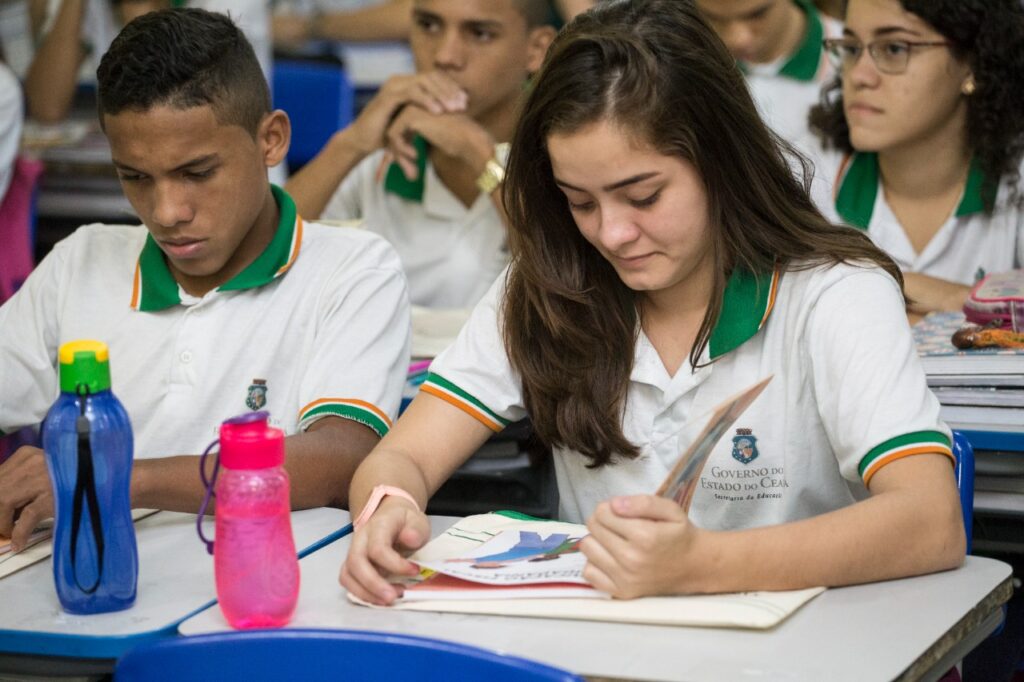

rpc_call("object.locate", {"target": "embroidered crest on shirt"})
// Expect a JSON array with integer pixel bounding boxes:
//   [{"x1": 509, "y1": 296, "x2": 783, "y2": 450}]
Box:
[
  {"x1": 731, "y1": 428, "x2": 759, "y2": 465},
  {"x1": 246, "y1": 379, "x2": 267, "y2": 410}
]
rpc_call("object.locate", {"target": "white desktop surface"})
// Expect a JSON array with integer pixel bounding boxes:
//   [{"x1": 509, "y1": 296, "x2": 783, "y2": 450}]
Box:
[
  {"x1": 179, "y1": 516, "x2": 1012, "y2": 682},
  {"x1": 0, "y1": 508, "x2": 350, "y2": 659}
]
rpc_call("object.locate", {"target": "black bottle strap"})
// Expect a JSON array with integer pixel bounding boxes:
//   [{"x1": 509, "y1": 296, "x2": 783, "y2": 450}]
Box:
[{"x1": 70, "y1": 387, "x2": 105, "y2": 595}]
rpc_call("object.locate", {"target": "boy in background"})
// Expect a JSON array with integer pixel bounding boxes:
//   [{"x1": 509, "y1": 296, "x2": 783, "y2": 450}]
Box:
[
  {"x1": 0, "y1": 8, "x2": 410, "y2": 550},
  {"x1": 285, "y1": 0, "x2": 556, "y2": 309},
  {"x1": 696, "y1": 0, "x2": 839, "y2": 148}
]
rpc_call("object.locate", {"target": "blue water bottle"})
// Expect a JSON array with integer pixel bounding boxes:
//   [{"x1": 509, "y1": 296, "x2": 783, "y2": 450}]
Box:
[{"x1": 42, "y1": 340, "x2": 138, "y2": 614}]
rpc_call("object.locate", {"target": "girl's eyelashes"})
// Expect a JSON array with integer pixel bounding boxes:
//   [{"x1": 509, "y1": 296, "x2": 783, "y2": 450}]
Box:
[
  {"x1": 629, "y1": 191, "x2": 661, "y2": 208},
  {"x1": 568, "y1": 199, "x2": 596, "y2": 212}
]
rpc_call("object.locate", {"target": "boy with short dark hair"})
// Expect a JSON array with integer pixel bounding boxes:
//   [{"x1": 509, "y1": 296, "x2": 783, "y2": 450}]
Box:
[
  {"x1": 0, "y1": 8, "x2": 410, "y2": 550},
  {"x1": 286, "y1": 0, "x2": 556, "y2": 309}
]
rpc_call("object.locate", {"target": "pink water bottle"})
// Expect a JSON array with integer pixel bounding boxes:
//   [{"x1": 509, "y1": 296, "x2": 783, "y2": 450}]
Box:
[{"x1": 211, "y1": 412, "x2": 299, "y2": 628}]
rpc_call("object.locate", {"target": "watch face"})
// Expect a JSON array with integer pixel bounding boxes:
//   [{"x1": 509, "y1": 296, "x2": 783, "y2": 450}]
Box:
[{"x1": 477, "y1": 158, "x2": 505, "y2": 194}]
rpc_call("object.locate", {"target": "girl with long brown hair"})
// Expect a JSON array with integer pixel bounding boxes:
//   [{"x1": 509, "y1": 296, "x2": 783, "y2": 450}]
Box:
[{"x1": 340, "y1": 0, "x2": 963, "y2": 604}]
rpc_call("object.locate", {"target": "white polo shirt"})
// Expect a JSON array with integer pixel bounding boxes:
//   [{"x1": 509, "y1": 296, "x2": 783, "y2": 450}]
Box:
[
  {"x1": 742, "y1": 0, "x2": 840, "y2": 150},
  {"x1": 421, "y1": 262, "x2": 953, "y2": 527},
  {"x1": 0, "y1": 186, "x2": 410, "y2": 458},
  {"x1": 811, "y1": 150, "x2": 1024, "y2": 285},
  {"x1": 322, "y1": 145, "x2": 508, "y2": 309}
]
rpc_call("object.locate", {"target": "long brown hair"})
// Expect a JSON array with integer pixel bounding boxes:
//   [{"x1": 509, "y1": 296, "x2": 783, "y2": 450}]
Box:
[{"x1": 502, "y1": 0, "x2": 901, "y2": 467}]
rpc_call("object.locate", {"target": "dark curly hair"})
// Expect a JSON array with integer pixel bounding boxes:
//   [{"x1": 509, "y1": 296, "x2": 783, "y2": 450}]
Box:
[
  {"x1": 97, "y1": 8, "x2": 270, "y2": 137},
  {"x1": 809, "y1": 0, "x2": 1024, "y2": 208}
]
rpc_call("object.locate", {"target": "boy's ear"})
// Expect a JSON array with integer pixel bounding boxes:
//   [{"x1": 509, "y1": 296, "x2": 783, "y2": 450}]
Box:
[
  {"x1": 258, "y1": 110, "x2": 291, "y2": 169},
  {"x1": 525, "y1": 25, "x2": 557, "y2": 74}
]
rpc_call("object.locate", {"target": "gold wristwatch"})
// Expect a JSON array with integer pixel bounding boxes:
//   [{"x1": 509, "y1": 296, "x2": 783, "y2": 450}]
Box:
[{"x1": 475, "y1": 142, "x2": 511, "y2": 194}]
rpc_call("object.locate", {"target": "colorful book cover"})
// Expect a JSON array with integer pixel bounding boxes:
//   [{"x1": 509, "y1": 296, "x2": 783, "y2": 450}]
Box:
[{"x1": 400, "y1": 515, "x2": 599, "y2": 601}]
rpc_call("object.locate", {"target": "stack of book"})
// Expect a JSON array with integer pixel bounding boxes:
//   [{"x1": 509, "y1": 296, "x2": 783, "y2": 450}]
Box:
[
  {"x1": 913, "y1": 312, "x2": 1024, "y2": 435},
  {"x1": 914, "y1": 312, "x2": 1024, "y2": 522}
]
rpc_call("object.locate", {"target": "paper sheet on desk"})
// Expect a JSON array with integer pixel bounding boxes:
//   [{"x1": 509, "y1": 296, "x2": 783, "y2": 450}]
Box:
[
  {"x1": 348, "y1": 514, "x2": 824, "y2": 629},
  {"x1": 350, "y1": 586, "x2": 824, "y2": 629},
  {"x1": 0, "y1": 509, "x2": 158, "y2": 580}
]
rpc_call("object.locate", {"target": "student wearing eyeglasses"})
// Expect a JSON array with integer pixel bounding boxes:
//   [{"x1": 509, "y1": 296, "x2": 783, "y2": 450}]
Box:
[{"x1": 808, "y1": 0, "x2": 1024, "y2": 322}]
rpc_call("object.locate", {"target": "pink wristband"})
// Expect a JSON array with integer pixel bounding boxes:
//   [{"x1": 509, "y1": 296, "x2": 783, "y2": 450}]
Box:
[{"x1": 353, "y1": 484, "x2": 420, "y2": 531}]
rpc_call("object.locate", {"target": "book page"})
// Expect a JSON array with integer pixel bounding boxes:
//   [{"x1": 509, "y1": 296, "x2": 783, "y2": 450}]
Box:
[
  {"x1": 0, "y1": 529, "x2": 51, "y2": 556},
  {"x1": 0, "y1": 509, "x2": 158, "y2": 580},
  {"x1": 364, "y1": 585, "x2": 825, "y2": 629}
]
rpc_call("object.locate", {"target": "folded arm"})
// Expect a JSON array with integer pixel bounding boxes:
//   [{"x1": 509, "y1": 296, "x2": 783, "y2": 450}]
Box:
[
  {"x1": 25, "y1": 0, "x2": 87, "y2": 123},
  {"x1": 285, "y1": 70, "x2": 468, "y2": 218},
  {"x1": 903, "y1": 272, "x2": 972, "y2": 317}
]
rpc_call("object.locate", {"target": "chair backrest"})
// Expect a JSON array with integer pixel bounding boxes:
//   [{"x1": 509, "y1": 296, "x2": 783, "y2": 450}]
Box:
[
  {"x1": 115, "y1": 628, "x2": 583, "y2": 682},
  {"x1": 272, "y1": 57, "x2": 354, "y2": 170},
  {"x1": 952, "y1": 430, "x2": 974, "y2": 554},
  {"x1": 0, "y1": 156, "x2": 44, "y2": 304}
]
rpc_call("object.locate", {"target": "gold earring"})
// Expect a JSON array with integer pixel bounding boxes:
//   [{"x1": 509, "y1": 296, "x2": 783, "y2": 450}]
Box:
[{"x1": 962, "y1": 77, "x2": 976, "y2": 95}]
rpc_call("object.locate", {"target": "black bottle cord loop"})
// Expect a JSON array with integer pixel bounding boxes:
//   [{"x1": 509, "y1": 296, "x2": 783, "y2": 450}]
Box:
[{"x1": 70, "y1": 385, "x2": 105, "y2": 595}]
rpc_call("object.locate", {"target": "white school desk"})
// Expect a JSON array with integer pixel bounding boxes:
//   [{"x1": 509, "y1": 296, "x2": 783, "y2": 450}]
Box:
[
  {"x1": 181, "y1": 516, "x2": 1014, "y2": 682},
  {"x1": 0, "y1": 508, "x2": 351, "y2": 677}
]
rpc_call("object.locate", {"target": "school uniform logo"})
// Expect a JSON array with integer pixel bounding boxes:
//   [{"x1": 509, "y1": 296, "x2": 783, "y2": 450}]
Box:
[
  {"x1": 731, "y1": 428, "x2": 759, "y2": 465},
  {"x1": 246, "y1": 379, "x2": 268, "y2": 410}
]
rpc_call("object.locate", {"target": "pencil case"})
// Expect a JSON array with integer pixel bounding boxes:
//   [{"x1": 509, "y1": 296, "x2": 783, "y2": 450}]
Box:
[{"x1": 963, "y1": 270, "x2": 1024, "y2": 331}]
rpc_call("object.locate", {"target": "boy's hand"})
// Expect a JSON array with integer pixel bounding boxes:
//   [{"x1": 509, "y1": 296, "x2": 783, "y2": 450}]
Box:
[
  {"x1": 0, "y1": 446, "x2": 54, "y2": 552},
  {"x1": 348, "y1": 71, "x2": 468, "y2": 156},
  {"x1": 385, "y1": 108, "x2": 494, "y2": 182},
  {"x1": 580, "y1": 495, "x2": 706, "y2": 599}
]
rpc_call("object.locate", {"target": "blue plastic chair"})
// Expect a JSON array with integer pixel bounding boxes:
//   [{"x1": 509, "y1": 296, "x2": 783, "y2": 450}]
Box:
[
  {"x1": 114, "y1": 629, "x2": 583, "y2": 682},
  {"x1": 272, "y1": 58, "x2": 354, "y2": 170},
  {"x1": 952, "y1": 430, "x2": 974, "y2": 554}
]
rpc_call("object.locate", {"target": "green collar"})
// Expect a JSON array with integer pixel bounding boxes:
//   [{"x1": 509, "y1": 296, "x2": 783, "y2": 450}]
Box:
[
  {"x1": 835, "y1": 153, "x2": 995, "y2": 230},
  {"x1": 131, "y1": 185, "x2": 301, "y2": 312},
  {"x1": 709, "y1": 266, "x2": 780, "y2": 360},
  {"x1": 383, "y1": 136, "x2": 429, "y2": 203},
  {"x1": 778, "y1": 0, "x2": 824, "y2": 82}
]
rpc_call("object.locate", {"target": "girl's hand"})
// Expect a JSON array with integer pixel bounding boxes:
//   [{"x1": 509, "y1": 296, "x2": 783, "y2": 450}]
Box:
[
  {"x1": 581, "y1": 495, "x2": 706, "y2": 599},
  {"x1": 339, "y1": 499, "x2": 430, "y2": 605}
]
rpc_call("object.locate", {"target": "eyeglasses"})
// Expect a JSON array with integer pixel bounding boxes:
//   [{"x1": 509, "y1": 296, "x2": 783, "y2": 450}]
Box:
[{"x1": 822, "y1": 37, "x2": 951, "y2": 75}]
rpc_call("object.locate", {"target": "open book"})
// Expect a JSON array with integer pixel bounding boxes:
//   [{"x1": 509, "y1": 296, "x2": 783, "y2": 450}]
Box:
[
  {"x1": 0, "y1": 509, "x2": 158, "y2": 580},
  {"x1": 400, "y1": 514, "x2": 598, "y2": 601},
  {"x1": 353, "y1": 512, "x2": 822, "y2": 629},
  {"x1": 350, "y1": 378, "x2": 825, "y2": 628}
]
